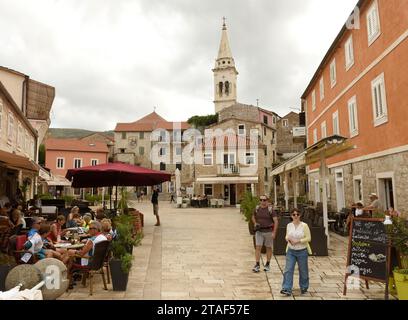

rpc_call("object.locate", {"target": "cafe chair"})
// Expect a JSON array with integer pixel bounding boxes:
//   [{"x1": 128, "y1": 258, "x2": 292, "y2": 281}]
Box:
[
  {"x1": 9, "y1": 234, "x2": 38, "y2": 265},
  {"x1": 68, "y1": 241, "x2": 109, "y2": 295}
]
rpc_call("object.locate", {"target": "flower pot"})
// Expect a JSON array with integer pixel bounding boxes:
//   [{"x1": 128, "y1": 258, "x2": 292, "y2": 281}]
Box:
[
  {"x1": 393, "y1": 270, "x2": 408, "y2": 300},
  {"x1": 109, "y1": 259, "x2": 129, "y2": 291},
  {"x1": 248, "y1": 221, "x2": 255, "y2": 235},
  {"x1": 0, "y1": 265, "x2": 11, "y2": 291}
]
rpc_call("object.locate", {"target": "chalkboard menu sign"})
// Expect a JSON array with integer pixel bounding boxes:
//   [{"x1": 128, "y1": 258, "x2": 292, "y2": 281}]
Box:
[{"x1": 344, "y1": 218, "x2": 390, "y2": 296}]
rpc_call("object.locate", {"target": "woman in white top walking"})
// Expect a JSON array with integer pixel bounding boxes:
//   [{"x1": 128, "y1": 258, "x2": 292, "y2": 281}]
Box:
[{"x1": 281, "y1": 208, "x2": 312, "y2": 296}]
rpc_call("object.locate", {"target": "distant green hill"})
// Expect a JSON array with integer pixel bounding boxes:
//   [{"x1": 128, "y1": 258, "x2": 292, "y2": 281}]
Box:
[{"x1": 46, "y1": 128, "x2": 114, "y2": 139}]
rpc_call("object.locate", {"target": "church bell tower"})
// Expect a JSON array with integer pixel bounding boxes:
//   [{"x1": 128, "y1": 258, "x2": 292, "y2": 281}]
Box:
[{"x1": 213, "y1": 18, "x2": 238, "y2": 113}]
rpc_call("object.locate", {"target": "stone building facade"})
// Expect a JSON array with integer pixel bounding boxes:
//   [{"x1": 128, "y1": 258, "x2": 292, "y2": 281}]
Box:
[
  {"x1": 0, "y1": 66, "x2": 54, "y2": 202},
  {"x1": 114, "y1": 112, "x2": 192, "y2": 195}
]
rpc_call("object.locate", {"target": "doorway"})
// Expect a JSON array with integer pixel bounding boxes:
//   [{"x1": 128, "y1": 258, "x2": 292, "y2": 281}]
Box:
[
  {"x1": 229, "y1": 184, "x2": 236, "y2": 205},
  {"x1": 335, "y1": 169, "x2": 345, "y2": 211},
  {"x1": 378, "y1": 177, "x2": 394, "y2": 210}
]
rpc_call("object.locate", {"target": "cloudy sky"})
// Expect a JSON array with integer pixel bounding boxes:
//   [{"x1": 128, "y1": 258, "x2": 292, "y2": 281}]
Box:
[{"x1": 0, "y1": 0, "x2": 357, "y2": 131}]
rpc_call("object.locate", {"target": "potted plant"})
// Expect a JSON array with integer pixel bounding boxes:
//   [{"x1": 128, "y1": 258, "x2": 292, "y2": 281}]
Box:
[
  {"x1": 0, "y1": 253, "x2": 16, "y2": 291},
  {"x1": 109, "y1": 213, "x2": 141, "y2": 291},
  {"x1": 387, "y1": 216, "x2": 408, "y2": 300},
  {"x1": 240, "y1": 192, "x2": 259, "y2": 235}
]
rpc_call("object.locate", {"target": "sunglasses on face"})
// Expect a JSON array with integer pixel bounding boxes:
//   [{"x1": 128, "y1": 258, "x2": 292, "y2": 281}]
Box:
[
  {"x1": 260, "y1": 199, "x2": 267, "y2": 202},
  {"x1": 292, "y1": 214, "x2": 300, "y2": 217},
  {"x1": 89, "y1": 227, "x2": 97, "y2": 230}
]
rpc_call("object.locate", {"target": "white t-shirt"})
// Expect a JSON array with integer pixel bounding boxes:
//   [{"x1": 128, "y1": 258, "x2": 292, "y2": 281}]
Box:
[
  {"x1": 81, "y1": 234, "x2": 108, "y2": 266},
  {"x1": 27, "y1": 233, "x2": 43, "y2": 254},
  {"x1": 286, "y1": 222, "x2": 308, "y2": 251},
  {"x1": 355, "y1": 208, "x2": 364, "y2": 217}
]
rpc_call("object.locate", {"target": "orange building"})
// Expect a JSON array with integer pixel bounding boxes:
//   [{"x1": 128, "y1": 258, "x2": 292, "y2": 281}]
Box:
[
  {"x1": 44, "y1": 138, "x2": 109, "y2": 196},
  {"x1": 302, "y1": 0, "x2": 408, "y2": 213}
]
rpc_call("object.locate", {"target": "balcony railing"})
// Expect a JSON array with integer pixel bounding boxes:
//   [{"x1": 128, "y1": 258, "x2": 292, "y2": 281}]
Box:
[{"x1": 217, "y1": 164, "x2": 240, "y2": 176}]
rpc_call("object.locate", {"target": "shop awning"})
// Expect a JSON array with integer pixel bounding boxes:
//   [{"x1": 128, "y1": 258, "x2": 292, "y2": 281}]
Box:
[
  {"x1": 271, "y1": 151, "x2": 306, "y2": 176},
  {"x1": 305, "y1": 135, "x2": 355, "y2": 165},
  {"x1": 0, "y1": 150, "x2": 40, "y2": 172},
  {"x1": 39, "y1": 169, "x2": 71, "y2": 187},
  {"x1": 196, "y1": 176, "x2": 258, "y2": 184}
]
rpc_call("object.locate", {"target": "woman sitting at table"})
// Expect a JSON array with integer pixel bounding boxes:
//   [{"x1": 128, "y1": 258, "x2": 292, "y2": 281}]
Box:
[
  {"x1": 10, "y1": 209, "x2": 26, "y2": 234},
  {"x1": 81, "y1": 213, "x2": 93, "y2": 232},
  {"x1": 66, "y1": 206, "x2": 80, "y2": 228},
  {"x1": 101, "y1": 218, "x2": 115, "y2": 241},
  {"x1": 49, "y1": 215, "x2": 66, "y2": 243}
]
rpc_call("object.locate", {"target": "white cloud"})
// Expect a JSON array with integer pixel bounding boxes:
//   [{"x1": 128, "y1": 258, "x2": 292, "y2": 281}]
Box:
[{"x1": 0, "y1": 0, "x2": 359, "y2": 130}]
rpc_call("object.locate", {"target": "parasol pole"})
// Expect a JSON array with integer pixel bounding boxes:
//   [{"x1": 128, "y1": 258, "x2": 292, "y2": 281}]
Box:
[
  {"x1": 109, "y1": 187, "x2": 112, "y2": 210},
  {"x1": 115, "y1": 185, "x2": 118, "y2": 211},
  {"x1": 101, "y1": 187, "x2": 105, "y2": 209}
]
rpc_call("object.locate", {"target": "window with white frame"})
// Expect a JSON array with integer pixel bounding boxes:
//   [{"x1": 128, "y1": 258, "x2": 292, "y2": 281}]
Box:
[
  {"x1": 348, "y1": 96, "x2": 359, "y2": 137},
  {"x1": 371, "y1": 73, "x2": 388, "y2": 127},
  {"x1": 159, "y1": 147, "x2": 166, "y2": 156},
  {"x1": 282, "y1": 119, "x2": 288, "y2": 127},
  {"x1": 91, "y1": 159, "x2": 98, "y2": 166},
  {"x1": 313, "y1": 128, "x2": 318, "y2": 144},
  {"x1": 312, "y1": 90, "x2": 316, "y2": 111},
  {"x1": 245, "y1": 152, "x2": 255, "y2": 165},
  {"x1": 25, "y1": 131, "x2": 29, "y2": 154},
  {"x1": 7, "y1": 112, "x2": 14, "y2": 143},
  {"x1": 30, "y1": 138, "x2": 34, "y2": 159},
  {"x1": 321, "y1": 121, "x2": 327, "y2": 139},
  {"x1": 56, "y1": 157, "x2": 64, "y2": 169},
  {"x1": 332, "y1": 111, "x2": 340, "y2": 135},
  {"x1": 238, "y1": 124, "x2": 245, "y2": 135},
  {"x1": 203, "y1": 153, "x2": 213, "y2": 166},
  {"x1": 74, "y1": 158, "x2": 82, "y2": 169},
  {"x1": 17, "y1": 123, "x2": 23, "y2": 150},
  {"x1": 204, "y1": 184, "x2": 213, "y2": 196},
  {"x1": 345, "y1": 35, "x2": 355, "y2": 70},
  {"x1": 330, "y1": 59, "x2": 337, "y2": 87},
  {"x1": 319, "y1": 77, "x2": 324, "y2": 101},
  {"x1": 175, "y1": 146, "x2": 182, "y2": 156},
  {"x1": 367, "y1": 0, "x2": 381, "y2": 45},
  {"x1": 353, "y1": 176, "x2": 363, "y2": 202}
]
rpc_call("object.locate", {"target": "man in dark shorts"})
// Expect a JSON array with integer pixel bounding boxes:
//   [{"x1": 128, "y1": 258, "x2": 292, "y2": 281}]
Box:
[
  {"x1": 151, "y1": 187, "x2": 160, "y2": 226},
  {"x1": 252, "y1": 195, "x2": 278, "y2": 272}
]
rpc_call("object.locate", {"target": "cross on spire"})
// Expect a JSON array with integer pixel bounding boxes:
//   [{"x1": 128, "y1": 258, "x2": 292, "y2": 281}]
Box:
[{"x1": 222, "y1": 16, "x2": 227, "y2": 29}]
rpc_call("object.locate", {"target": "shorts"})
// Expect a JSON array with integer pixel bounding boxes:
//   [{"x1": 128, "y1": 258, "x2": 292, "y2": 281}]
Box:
[
  {"x1": 255, "y1": 231, "x2": 274, "y2": 248},
  {"x1": 36, "y1": 248, "x2": 47, "y2": 260},
  {"x1": 153, "y1": 204, "x2": 159, "y2": 215}
]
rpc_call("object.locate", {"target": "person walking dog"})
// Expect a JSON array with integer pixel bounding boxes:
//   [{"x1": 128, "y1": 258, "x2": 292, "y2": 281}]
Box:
[
  {"x1": 281, "y1": 208, "x2": 312, "y2": 296},
  {"x1": 252, "y1": 195, "x2": 278, "y2": 273}
]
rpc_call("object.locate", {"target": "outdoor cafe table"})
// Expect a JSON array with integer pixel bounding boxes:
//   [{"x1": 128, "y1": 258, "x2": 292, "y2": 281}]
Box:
[{"x1": 54, "y1": 242, "x2": 85, "y2": 250}]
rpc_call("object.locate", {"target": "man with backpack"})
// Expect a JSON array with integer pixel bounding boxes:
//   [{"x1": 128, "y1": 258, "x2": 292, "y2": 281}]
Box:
[{"x1": 252, "y1": 195, "x2": 278, "y2": 272}]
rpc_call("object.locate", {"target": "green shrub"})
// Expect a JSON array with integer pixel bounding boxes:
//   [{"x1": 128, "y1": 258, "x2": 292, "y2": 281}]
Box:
[
  {"x1": 38, "y1": 193, "x2": 53, "y2": 200},
  {"x1": 240, "y1": 192, "x2": 259, "y2": 223},
  {"x1": 111, "y1": 214, "x2": 141, "y2": 273}
]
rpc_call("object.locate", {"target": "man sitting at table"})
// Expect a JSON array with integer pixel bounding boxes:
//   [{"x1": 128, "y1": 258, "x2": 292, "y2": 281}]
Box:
[
  {"x1": 72, "y1": 221, "x2": 107, "y2": 267},
  {"x1": 24, "y1": 223, "x2": 66, "y2": 262}
]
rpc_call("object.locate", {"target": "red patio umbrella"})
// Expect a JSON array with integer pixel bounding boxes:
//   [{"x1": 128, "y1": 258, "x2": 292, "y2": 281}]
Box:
[{"x1": 65, "y1": 162, "x2": 171, "y2": 188}]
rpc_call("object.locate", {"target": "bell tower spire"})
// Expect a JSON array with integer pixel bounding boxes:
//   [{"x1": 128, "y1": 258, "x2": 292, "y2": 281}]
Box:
[{"x1": 213, "y1": 18, "x2": 238, "y2": 113}]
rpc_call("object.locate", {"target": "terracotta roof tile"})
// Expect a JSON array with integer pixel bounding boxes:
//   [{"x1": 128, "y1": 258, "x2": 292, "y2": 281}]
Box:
[
  {"x1": 45, "y1": 138, "x2": 109, "y2": 153},
  {"x1": 115, "y1": 112, "x2": 190, "y2": 132}
]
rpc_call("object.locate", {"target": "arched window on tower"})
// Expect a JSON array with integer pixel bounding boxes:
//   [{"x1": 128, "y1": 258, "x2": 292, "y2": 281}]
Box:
[
  {"x1": 218, "y1": 82, "x2": 223, "y2": 96},
  {"x1": 225, "y1": 81, "x2": 230, "y2": 95}
]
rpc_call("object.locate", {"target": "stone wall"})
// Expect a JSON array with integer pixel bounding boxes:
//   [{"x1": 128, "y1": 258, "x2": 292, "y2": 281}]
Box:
[{"x1": 308, "y1": 151, "x2": 408, "y2": 215}]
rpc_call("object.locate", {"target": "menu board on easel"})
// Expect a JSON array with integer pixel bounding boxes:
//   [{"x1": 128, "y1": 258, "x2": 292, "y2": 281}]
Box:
[{"x1": 343, "y1": 217, "x2": 389, "y2": 296}]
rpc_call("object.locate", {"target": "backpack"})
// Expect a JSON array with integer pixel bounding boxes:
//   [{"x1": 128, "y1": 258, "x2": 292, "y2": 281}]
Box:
[{"x1": 255, "y1": 205, "x2": 274, "y2": 217}]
